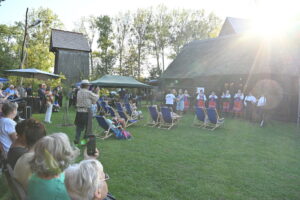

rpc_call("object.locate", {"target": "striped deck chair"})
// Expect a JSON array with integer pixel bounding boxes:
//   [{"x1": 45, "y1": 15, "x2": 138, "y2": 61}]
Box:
[
  {"x1": 95, "y1": 115, "x2": 114, "y2": 139},
  {"x1": 193, "y1": 107, "x2": 207, "y2": 128},
  {"x1": 159, "y1": 107, "x2": 179, "y2": 130},
  {"x1": 146, "y1": 105, "x2": 161, "y2": 127},
  {"x1": 206, "y1": 108, "x2": 224, "y2": 131},
  {"x1": 115, "y1": 102, "x2": 124, "y2": 112},
  {"x1": 117, "y1": 110, "x2": 138, "y2": 127},
  {"x1": 124, "y1": 103, "x2": 133, "y2": 118},
  {"x1": 106, "y1": 106, "x2": 118, "y2": 118}
]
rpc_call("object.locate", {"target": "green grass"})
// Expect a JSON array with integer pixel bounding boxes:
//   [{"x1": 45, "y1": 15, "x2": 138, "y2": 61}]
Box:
[{"x1": 1, "y1": 107, "x2": 300, "y2": 200}]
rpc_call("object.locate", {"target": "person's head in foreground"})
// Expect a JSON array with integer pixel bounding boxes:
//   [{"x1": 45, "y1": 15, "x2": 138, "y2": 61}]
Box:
[
  {"x1": 2, "y1": 101, "x2": 18, "y2": 118},
  {"x1": 30, "y1": 132, "x2": 79, "y2": 178},
  {"x1": 184, "y1": 89, "x2": 188, "y2": 94},
  {"x1": 211, "y1": 91, "x2": 215, "y2": 96},
  {"x1": 16, "y1": 118, "x2": 46, "y2": 148},
  {"x1": 28, "y1": 133, "x2": 79, "y2": 199},
  {"x1": 65, "y1": 159, "x2": 108, "y2": 200}
]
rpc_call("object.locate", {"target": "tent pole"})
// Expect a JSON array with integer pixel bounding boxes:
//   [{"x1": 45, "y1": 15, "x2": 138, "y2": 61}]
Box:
[{"x1": 297, "y1": 77, "x2": 300, "y2": 128}]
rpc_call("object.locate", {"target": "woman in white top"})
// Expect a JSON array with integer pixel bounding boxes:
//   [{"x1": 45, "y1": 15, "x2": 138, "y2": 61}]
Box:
[
  {"x1": 221, "y1": 90, "x2": 231, "y2": 113},
  {"x1": 244, "y1": 92, "x2": 257, "y2": 121},
  {"x1": 196, "y1": 90, "x2": 206, "y2": 108},
  {"x1": 208, "y1": 91, "x2": 218, "y2": 109},
  {"x1": 257, "y1": 95, "x2": 267, "y2": 127}
]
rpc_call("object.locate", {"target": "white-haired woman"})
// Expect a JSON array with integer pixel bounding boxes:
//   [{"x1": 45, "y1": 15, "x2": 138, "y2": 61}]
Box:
[
  {"x1": 65, "y1": 159, "x2": 109, "y2": 200},
  {"x1": 27, "y1": 133, "x2": 79, "y2": 200}
]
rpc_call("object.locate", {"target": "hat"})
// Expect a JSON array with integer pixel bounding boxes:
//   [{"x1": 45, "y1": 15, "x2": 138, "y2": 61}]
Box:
[{"x1": 81, "y1": 80, "x2": 90, "y2": 85}]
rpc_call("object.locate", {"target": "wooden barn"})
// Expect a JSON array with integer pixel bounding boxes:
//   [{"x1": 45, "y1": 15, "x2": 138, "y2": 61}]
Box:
[
  {"x1": 161, "y1": 17, "x2": 300, "y2": 122},
  {"x1": 50, "y1": 29, "x2": 91, "y2": 83}
]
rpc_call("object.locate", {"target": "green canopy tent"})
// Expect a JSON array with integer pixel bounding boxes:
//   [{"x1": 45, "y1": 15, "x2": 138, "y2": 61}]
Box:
[{"x1": 91, "y1": 75, "x2": 151, "y2": 88}]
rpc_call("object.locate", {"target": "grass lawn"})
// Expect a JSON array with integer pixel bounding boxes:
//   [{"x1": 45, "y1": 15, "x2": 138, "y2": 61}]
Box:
[{"x1": 1, "y1": 106, "x2": 300, "y2": 200}]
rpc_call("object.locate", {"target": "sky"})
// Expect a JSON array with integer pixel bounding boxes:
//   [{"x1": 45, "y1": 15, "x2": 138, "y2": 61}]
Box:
[{"x1": 0, "y1": 0, "x2": 260, "y2": 29}]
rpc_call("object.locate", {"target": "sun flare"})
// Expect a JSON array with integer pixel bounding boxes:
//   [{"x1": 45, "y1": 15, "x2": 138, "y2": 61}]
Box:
[{"x1": 249, "y1": 0, "x2": 299, "y2": 37}]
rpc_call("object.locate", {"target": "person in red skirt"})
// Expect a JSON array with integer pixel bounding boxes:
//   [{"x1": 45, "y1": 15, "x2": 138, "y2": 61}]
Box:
[
  {"x1": 196, "y1": 89, "x2": 206, "y2": 108},
  {"x1": 208, "y1": 91, "x2": 218, "y2": 109},
  {"x1": 183, "y1": 90, "x2": 190, "y2": 113},
  {"x1": 221, "y1": 90, "x2": 231, "y2": 114},
  {"x1": 233, "y1": 89, "x2": 244, "y2": 117}
]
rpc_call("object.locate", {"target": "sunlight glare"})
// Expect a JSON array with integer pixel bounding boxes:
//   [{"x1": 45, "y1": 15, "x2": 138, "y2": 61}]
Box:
[{"x1": 249, "y1": 0, "x2": 299, "y2": 38}]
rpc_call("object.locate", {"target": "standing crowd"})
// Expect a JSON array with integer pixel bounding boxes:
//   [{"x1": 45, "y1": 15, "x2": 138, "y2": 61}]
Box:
[{"x1": 164, "y1": 87, "x2": 267, "y2": 125}]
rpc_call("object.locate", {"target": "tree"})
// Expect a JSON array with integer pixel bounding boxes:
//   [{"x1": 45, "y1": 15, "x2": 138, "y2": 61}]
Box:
[
  {"x1": 149, "y1": 5, "x2": 172, "y2": 72},
  {"x1": 168, "y1": 9, "x2": 221, "y2": 59},
  {"x1": 114, "y1": 12, "x2": 131, "y2": 75},
  {"x1": 95, "y1": 15, "x2": 116, "y2": 76},
  {"x1": 0, "y1": 24, "x2": 22, "y2": 75},
  {"x1": 130, "y1": 8, "x2": 152, "y2": 79},
  {"x1": 25, "y1": 8, "x2": 63, "y2": 71}
]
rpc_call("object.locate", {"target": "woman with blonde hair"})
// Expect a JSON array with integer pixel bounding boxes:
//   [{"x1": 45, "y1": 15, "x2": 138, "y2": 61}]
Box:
[
  {"x1": 27, "y1": 133, "x2": 79, "y2": 200},
  {"x1": 65, "y1": 159, "x2": 109, "y2": 200}
]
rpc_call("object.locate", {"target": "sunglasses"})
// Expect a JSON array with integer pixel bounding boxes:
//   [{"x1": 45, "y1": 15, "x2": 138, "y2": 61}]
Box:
[{"x1": 100, "y1": 173, "x2": 110, "y2": 182}]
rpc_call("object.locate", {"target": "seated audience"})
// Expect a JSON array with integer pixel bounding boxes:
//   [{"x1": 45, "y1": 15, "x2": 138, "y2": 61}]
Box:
[
  {"x1": 7, "y1": 118, "x2": 46, "y2": 168},
  {"x1": 65, "y1": 159, "x2": 108, "y2": 200},
  {"x1": 15, "y1": 133, "x2": 79, "y2": 194},
  {"x1": 131, "y1": 102, "x2": 143, "y2": 119},
  {"x1": 99, "y1": 111, "x2": 125, "y2": 128},
  {"x1": 4, "y1": 85, "x2": 19, "y2": 100},
  {"x1": 0, "y1": 102, "x2": 18, "y2": 155}
]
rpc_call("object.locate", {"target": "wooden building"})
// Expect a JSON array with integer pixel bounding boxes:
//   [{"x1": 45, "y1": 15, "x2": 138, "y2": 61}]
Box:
[
  {"x1": 50, "y1": 29, "x2": 91, "y2": 83},
  {"x1": 161, "y1": 17, "x2": 300, "y2": 122}
]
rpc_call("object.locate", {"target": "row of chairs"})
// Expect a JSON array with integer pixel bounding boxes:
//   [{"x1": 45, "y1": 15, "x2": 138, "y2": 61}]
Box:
[
  {"x1": 98, "y1": 101, "x2": 139, "y2": 127},
  {"x1": 147, "y1": 106, "x2": 224, "y2": 131},
  {"x1": 193, "y1": 107, "x2": 224, "y2": 130},
  {"x1": 95, "y1": 101, "x2": 140, "y2": 139},
  {"x1": 147, "y1": 106, "x2": 181, "y2": 130}
]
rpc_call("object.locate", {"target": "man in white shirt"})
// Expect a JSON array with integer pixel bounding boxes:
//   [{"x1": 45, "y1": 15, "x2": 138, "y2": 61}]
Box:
[
  {"x1": 165, "y1": 90, "x2": 176, "y2": 112},
  {"x1": 257, "y1": 95, "x2": 267, "y2": 127},
  {"x1": 0, "y1": 102, "x2": 18, "y2": 155},
  {"x1": 244, "y1": 92, "x2": 257, "y2": 121}
]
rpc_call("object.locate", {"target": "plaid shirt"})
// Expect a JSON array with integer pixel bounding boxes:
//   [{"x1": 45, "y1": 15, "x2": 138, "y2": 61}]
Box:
[{"x1": 76, "y1": 88, "x2": 99, "y2": 112}]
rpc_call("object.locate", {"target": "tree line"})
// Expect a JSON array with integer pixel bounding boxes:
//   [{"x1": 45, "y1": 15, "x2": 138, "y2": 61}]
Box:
[{"x1": 0, "y1": 5, "x2": 222, "y2": 80}]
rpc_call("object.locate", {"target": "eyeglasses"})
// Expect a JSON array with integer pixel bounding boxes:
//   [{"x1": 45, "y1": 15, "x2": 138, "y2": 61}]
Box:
[{"x1": 100, "y1": 173, "x2": 110, "y2": 182}]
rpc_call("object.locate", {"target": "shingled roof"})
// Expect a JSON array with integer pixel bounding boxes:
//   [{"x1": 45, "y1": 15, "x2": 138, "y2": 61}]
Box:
[
  {"x1": 219, "y1": 17, "x2": 252, "y2": 36},
  {"x1": 50, "y1": 29, "x2": 91, "y2": 52},
  {"x1": 161, "y1": 34, "x2": 300, "y2": 79}
]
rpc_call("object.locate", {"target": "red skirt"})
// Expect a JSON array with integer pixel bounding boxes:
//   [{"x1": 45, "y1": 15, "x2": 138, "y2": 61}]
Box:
[
  {"x1": 198, "y1": 100, "x2": 205, "y2": 108},
  {"x1": 208, "y1": 101, "x2": 216, "y2": 109},
  {"x1": 222, "y1": 102, "x2": 230, "y2": 112},
  {"x1": 184, "y1": 100, "x2": 189, "y2": 110},
  {"x1": 233, "y1": 101, "x2": 243, "y2": 113}
]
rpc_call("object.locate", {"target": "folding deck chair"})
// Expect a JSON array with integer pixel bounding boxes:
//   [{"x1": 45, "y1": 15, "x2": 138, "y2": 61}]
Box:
[
  {"x1": 146, "y1": 105, "x2": 161, "y2": 127},
  {"x1": 95, "y1": 115, "x2": 115, "y2": 139},
  {"x1": 115, "y1": 102, "x2": 124, "y2": 112},
  {"x1": 124, "y1": 103, "x2": 133, "y2": 117},
  {"x1": 193, "y1": 107, "x2": 207, "y2": 128},
  {"x1": 100, "y1": 101, "x2": 109, "y2": 114},
  {"x1": 117, "y1": 110, "x2": 138, "y2": 127},
  {"x1": 159, "y1": 107, "x2": 179, "y2": 130},
  {"x1": 106, "y1": 106, "x2": 118, "y2": 118},
  {"x1": 205, "y1": 108, "x2": 224, "y2": 130}
]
